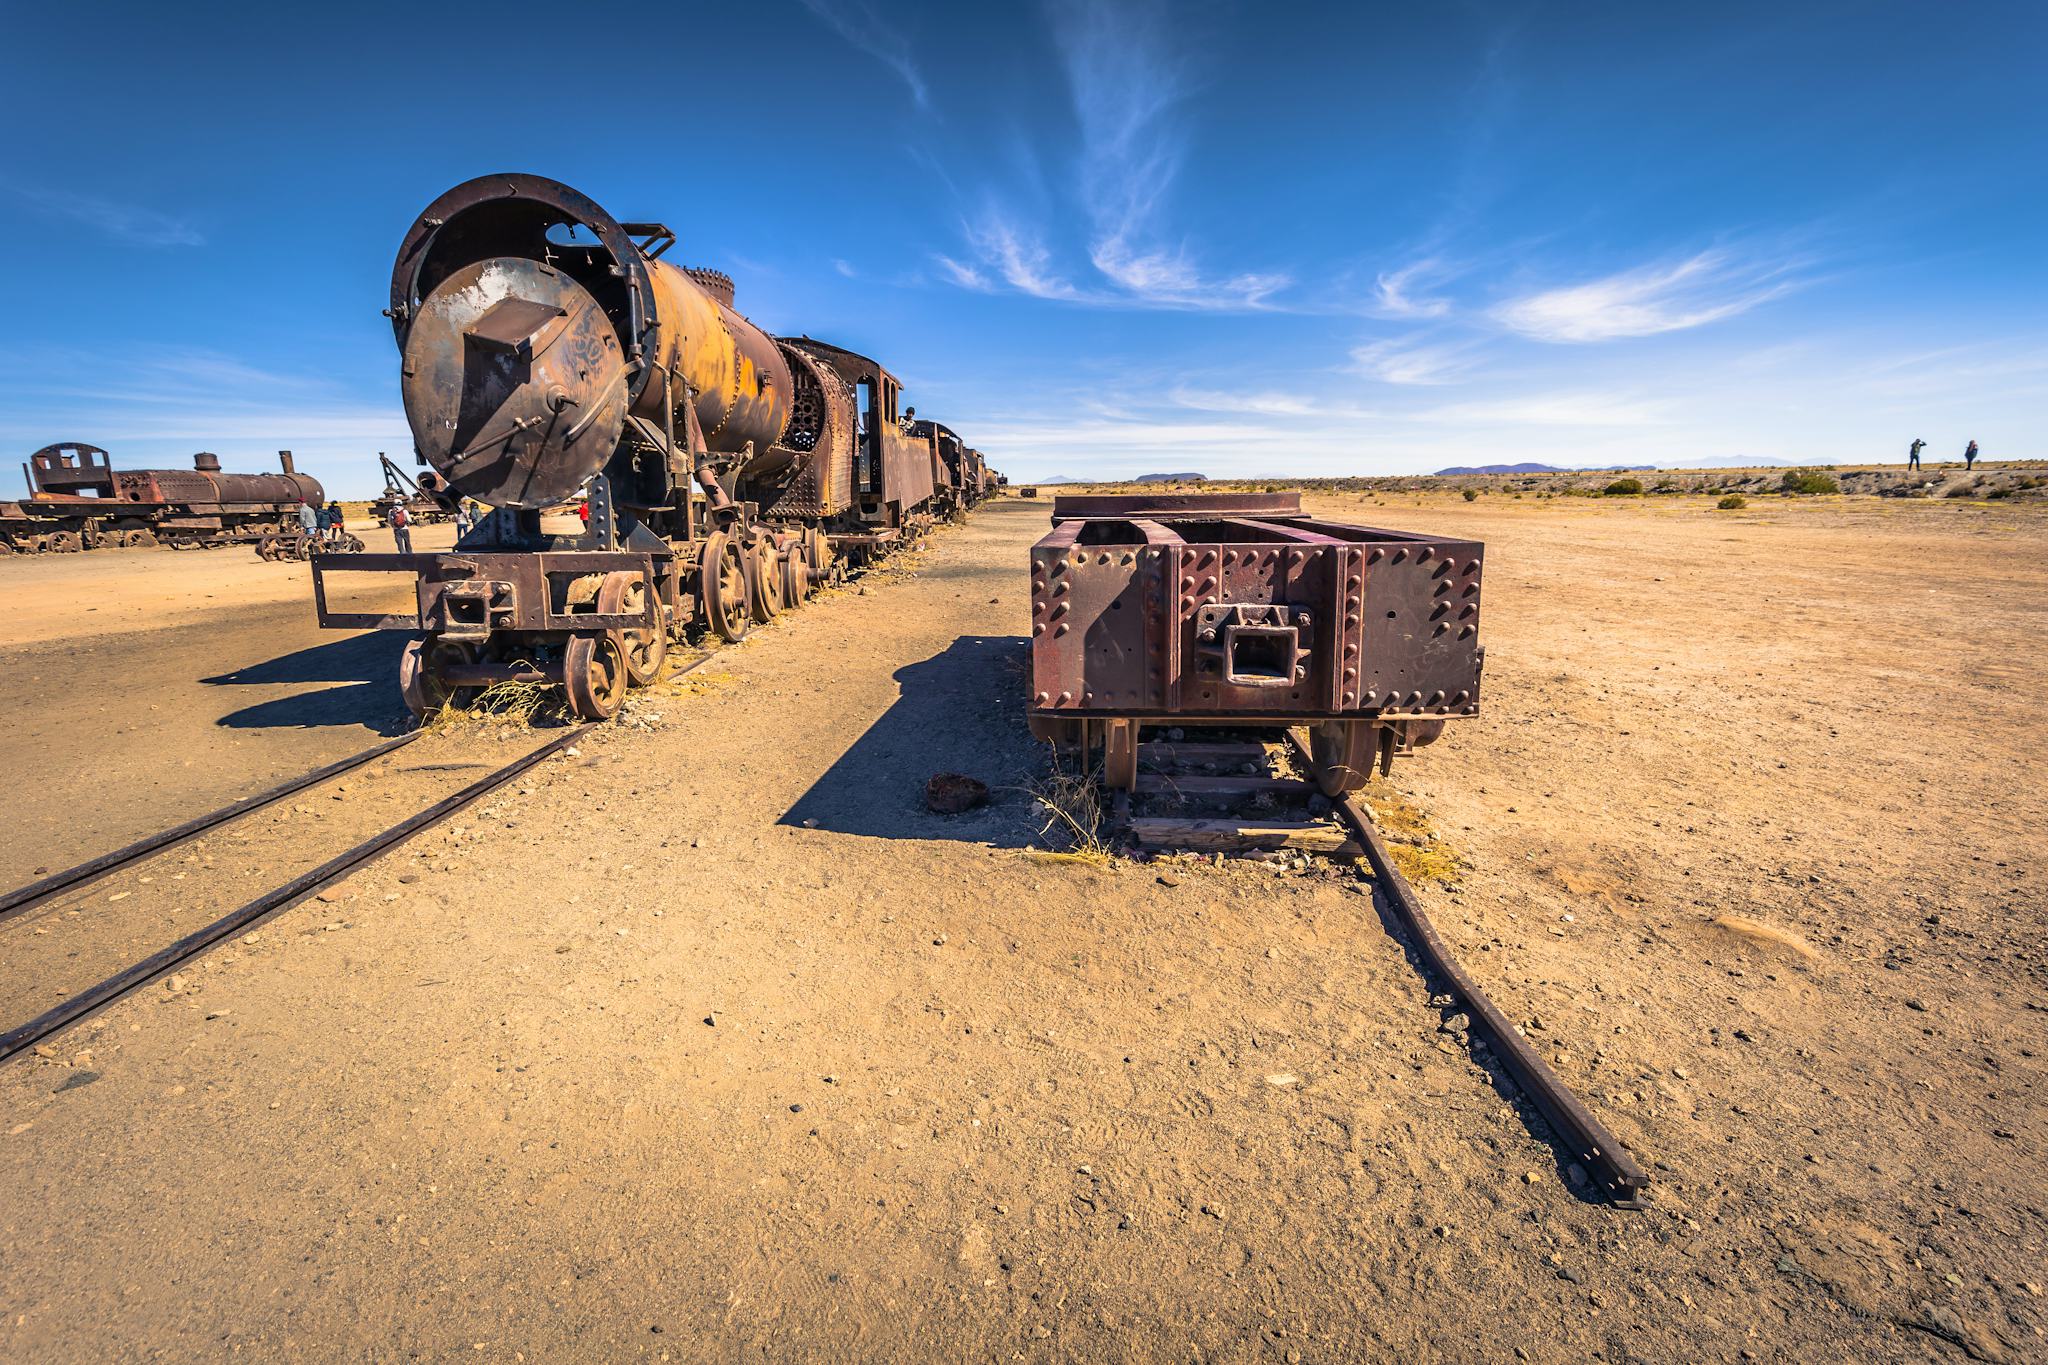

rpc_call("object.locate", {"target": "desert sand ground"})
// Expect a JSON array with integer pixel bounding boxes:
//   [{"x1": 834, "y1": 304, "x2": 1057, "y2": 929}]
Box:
[{"x1": 0, "y1": 490, "x2": 2041, "y2": 1362}]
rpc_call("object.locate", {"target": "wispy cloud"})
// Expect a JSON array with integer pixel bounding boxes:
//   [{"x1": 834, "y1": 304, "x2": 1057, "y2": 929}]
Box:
[
  {"x1": 936, "y1": 0, "x2": 1289, "y2": 311},
  {"x1": 1413, "y1": 392, "x2": 1672, "y2": 427},
  {"x1": 11, "y1": 184, "x2": 203, "y2": 247},
  {"x1": 1166, "y1": 386, "x2": 1323, "y2": 417},
  {"x1": 1351, "y1": 336, "x2": 1482, "y2": 386},
  {"x1": 831, "y1": 258, "x2": 858, "y2": 278},
  {"x1": 958, "y1": 217, "x2": 1087, "y2": 300},
  {"x1": 0, "y1": 345, "x2": 408, "y2": 500},
  {"x1": 1371, "y1": 259, "x2": 1454, "y2": 319},
  {"x1": 798, "y1": 0, "x2": 929, "y2": 109},
  {"x1": 1495, "y1": 248, "x2": 1804, "y2": 343},
  {"x1": 933, "y1": 255, "x2": 990, "y2": 291}
]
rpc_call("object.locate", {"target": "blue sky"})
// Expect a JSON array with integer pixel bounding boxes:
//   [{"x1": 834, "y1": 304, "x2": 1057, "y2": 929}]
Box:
[{"x1": 2, "y1": 0, "x2": 2042, "y2": 496}]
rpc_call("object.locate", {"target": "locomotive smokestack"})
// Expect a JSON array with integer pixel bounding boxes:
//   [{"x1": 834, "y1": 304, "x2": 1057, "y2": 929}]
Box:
[
  {"x1": 193, "y1": 452, "x2": 221, "y2": 472},
  {"x1": 279, "y1": 450, "x2": 297, "y2": 474}
]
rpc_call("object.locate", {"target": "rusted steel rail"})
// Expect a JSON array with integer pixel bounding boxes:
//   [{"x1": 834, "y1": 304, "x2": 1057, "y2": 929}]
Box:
[
  {"x1": 1, "y1": 649, "x2": 720, "y2": 1067},
  {"x1": 1287, "y1": 733, "x2": 1651, "y2": 1206},
  {"x1": 0, "y1": 732, "x2": 424, "y2": 921},
  {"x1": 0, "y1": 726, "x2": 590, "y2": 1066}
]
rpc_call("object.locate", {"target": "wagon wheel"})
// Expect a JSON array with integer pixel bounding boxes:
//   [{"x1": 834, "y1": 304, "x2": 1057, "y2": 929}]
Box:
[
  {"x1": 1308, "y1": 720, "x2": 1375, "y2": 796},
  {"x1": 562, "y1": 633, "x2": 628, "y2": 721},
  {"x1": 596, "y1": 570, "x2": 666, "y2": 685},
  {"x1": 399, "y1": 637, "x2": 477, "y2": 718},
  {"x1": 48, "y1": 531, "x2": 82, "y2": 553},
  {"x1": 698, "y1": 531, "x2": 749, "y2": 642},
  {"x1": 744, "y1": 540, "x2": 784, "y2": 623},
  {"x1": 780, "y1": 549, "x2": 810, "y2": 606},
  {"x1": 1103, "y1": 719, "x2": 1139, "y2": 791}
]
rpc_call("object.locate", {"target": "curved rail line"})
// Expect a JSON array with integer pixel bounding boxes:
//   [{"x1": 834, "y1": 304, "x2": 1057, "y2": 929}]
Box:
[
  {"x1": 0, "y1": 732, "x2": 424, "y2": 922},
  {"x1": 0, "y1": 651, "x2": 717, "y2": 1068},
  {"x1": 1283, "y1": 731, "x2": 1652, "y2": 1207}
]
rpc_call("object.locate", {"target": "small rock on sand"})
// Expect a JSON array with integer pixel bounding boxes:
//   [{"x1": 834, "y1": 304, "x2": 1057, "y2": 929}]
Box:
[{"x1": 925, "y1": 773, "x2": 989, "y2": 814}]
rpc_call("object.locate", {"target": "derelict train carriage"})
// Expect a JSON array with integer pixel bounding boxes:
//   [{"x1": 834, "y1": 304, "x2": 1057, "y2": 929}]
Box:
[
  {"x1": 1, "y1": 443, "x2": 326, "y2": 553},
  {"x1": 311, "y1": 173, "x2": 998, "y2": 721},
  {"x1": 1027, "y1": 491, "x2": 1485, "y2": 793}
]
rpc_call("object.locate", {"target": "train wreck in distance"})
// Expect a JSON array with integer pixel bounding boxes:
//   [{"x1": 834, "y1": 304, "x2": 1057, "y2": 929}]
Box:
[{"x1": 2, "y1": 443, "x2": 327, "y2": 553}]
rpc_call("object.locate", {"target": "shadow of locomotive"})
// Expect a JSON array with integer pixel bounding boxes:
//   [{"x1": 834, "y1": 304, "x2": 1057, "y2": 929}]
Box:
[
  {"x1": 203, "y1": 630, "x2": 414, "y2": 735},
  {"x1": 781, "y1": 634, "x2": 1043, "y2": 847}
]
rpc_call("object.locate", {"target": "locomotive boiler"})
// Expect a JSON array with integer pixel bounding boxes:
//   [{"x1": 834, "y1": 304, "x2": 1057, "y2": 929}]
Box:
[{"x1": 312, "y1": 173, "x2": 997, "y2": 719}]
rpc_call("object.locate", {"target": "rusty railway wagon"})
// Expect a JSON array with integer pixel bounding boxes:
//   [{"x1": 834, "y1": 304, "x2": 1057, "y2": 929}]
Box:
[
  {"x1": 312, "y1": 173, "x2": 998, "y2": 720},
  {"x1": 1, "y1": 443, "x2": 325, "y2": 553},
  {"x1": 1027, "y1": 492, "x2": 1483, "y2": 791}
]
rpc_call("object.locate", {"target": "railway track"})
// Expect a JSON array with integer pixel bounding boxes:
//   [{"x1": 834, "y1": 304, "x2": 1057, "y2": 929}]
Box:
[
  {"x1": 0, "y1": 652, "x2": 713, "y2": 1068},
  {"x1": 1123, "y1": 730, "x2": 1652, "y2": 1207},
  {"x1": 1278, "y1": 734, "x2": 1653, "y2": 1207}
]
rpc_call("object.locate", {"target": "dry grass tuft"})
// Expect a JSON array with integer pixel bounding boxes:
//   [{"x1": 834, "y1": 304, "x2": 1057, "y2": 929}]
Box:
[
  {"x1": 1356, "y1": 787, "x2": 1465, "y2": 886},
  {"x1": 1022, "y1": 768, "x2": 1112, "y2": 864},
  {"x1": 466, "y1": 676, "x2": 558, "y2": 725}
]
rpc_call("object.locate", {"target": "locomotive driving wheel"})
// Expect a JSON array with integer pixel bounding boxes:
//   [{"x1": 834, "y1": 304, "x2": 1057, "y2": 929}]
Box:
[
  {"x1": 126, "y1": 530, "x2": 157, "y2": 548},
  {"x1": 399, "y1": 637, "x2": 477, "y2": 718},
  {"x1": 780, "y1": 549, "x2": 810, "y2": 605},
  {"x1": 48, "y1": 531, "x2": 82, "y2": 553},
  {"x1": 597, "y1": 570, "x2": 666, "y2": 685},
  {"x1": 803, "y1": 526, "x2": 832, "y2": 581},
  {"x1": 699, "y1": 531, "x2": 749, "y2": 643},
  {"x1": 744, "y1": 539, "x2": 784, "y2": 623},
  {"x1": 1308, "y1": 719, "x2": 1375, "y2": 796}
]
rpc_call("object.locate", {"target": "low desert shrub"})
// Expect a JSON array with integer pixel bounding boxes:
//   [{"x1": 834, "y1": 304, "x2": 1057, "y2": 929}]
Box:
[
  {"x1": 1462, "y1": 488, "x2": 1478, "y2": 501},
  {"x1": 1716, "y1": 494, "x2": 1747, "y2": 510},
  {"x1": 1603, "y1": 477, "x2": 1644, "y2": 496},
  {"x1": 1779, "y1": 470, "x2": 1839, "y2": 495}
]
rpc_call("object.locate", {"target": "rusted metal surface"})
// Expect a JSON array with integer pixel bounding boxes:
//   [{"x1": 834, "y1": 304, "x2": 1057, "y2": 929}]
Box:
[
  {"x1": 2, "y1": 445, "x2": 324, "y2": 554},
  {"x1": 323, "y1": 172, "x2": 999, "y2": 720},
  {"x1": 1028, "y1": 492, "x2": 1482, "y2": 790}
]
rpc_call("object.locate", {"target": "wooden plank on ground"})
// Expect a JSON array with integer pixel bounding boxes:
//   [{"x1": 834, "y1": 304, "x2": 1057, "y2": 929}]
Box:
[
  {"x1": 1126, "y1": 816, "x2": 1358, "y2": 855},
  {"x1": 1138, "y1": 742, "x2": 1273, "y2": 762},
  {"x1": 1135, "y1": 775, "x2": 1313, "y2": 796}
]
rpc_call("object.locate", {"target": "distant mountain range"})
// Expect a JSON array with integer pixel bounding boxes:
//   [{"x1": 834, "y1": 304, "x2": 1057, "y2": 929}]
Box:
[
  {"x1": 1433, "y1": 461, "x2": 1653, "y2": 475},
  {"x1": 1035, "y1": 472, "x2": 1207, "y2": 484}
]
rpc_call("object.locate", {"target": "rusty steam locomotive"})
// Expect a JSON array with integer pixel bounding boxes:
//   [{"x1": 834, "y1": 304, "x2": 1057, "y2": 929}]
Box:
[
  {"x1": 2, "y1": 443, "x2": 326, "y2": 553},
  {"x1": 314, "y1": 173, "x2": 997, "y2": 720}
]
